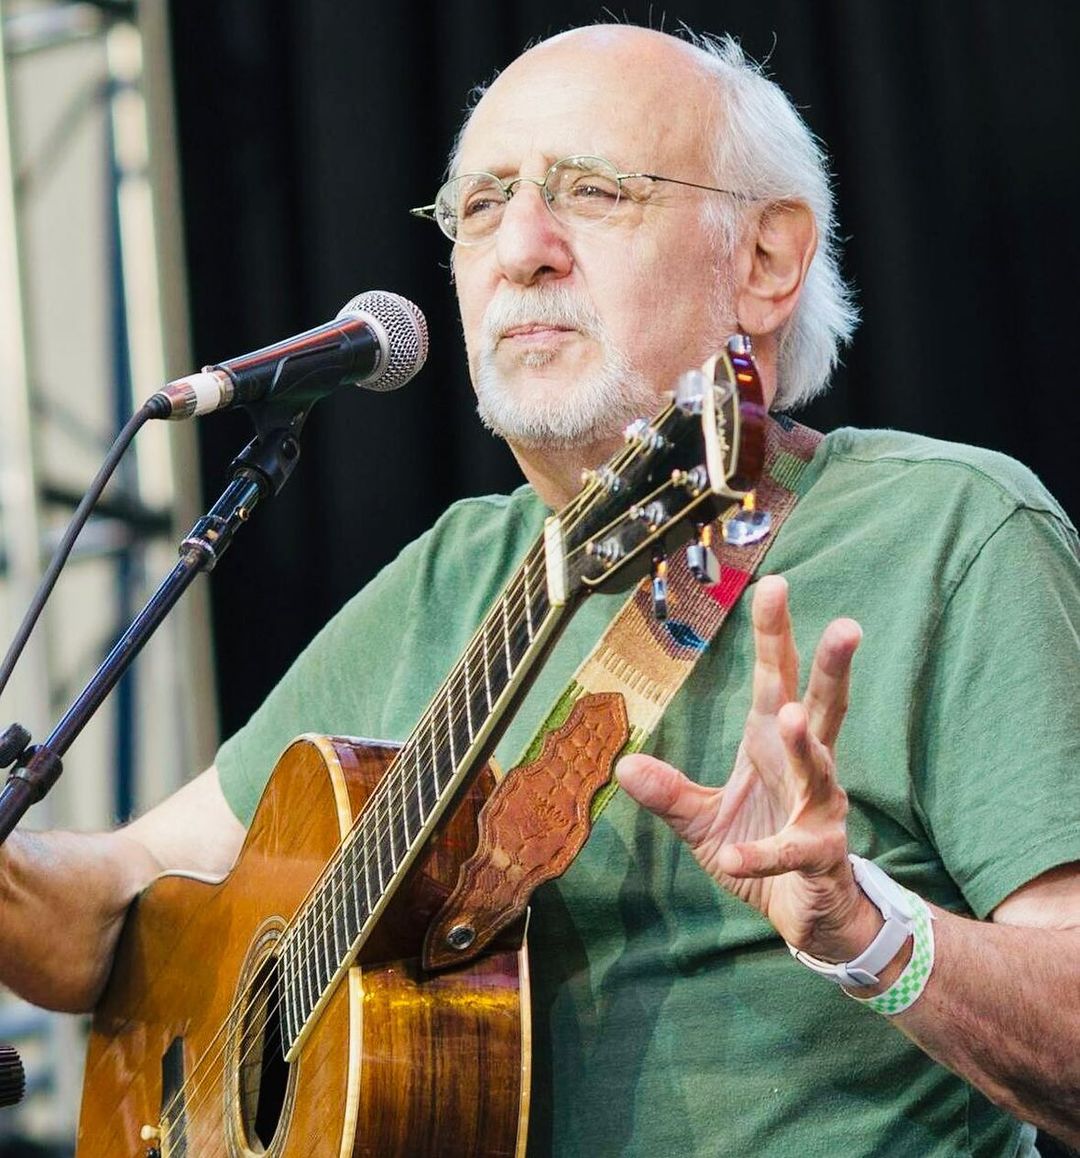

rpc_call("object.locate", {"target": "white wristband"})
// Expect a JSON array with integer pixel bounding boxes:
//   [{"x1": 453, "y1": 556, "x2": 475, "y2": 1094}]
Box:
[{"x1": 788, "y1": 854, "x2": 916, "y2": 988}]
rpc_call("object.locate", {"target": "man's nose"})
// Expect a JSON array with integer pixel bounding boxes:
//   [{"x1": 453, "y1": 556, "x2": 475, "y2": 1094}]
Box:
[{"x1": 494, "y1": 183, "x2": 573, "y2": 286}]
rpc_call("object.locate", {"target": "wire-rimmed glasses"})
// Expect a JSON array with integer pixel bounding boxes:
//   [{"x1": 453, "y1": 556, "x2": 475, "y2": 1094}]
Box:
[{"x1": 410, "y1": 154, "x2": 741, "y2": 244}]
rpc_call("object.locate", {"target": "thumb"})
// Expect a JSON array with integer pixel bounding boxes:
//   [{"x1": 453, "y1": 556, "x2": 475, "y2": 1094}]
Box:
[{"x1": 616, "y1": 753, "x2": 719, "y2": 844}]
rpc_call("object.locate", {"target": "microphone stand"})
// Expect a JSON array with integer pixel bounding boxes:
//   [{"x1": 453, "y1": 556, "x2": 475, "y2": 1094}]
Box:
[{"x1": 0, "y1": 404, "x2": 308, "y2": 846}]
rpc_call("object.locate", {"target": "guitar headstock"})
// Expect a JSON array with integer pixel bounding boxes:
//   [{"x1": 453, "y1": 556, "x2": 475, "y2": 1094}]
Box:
[{"x1": 543, "y1": 334, "x2": 767, "y2": 606}]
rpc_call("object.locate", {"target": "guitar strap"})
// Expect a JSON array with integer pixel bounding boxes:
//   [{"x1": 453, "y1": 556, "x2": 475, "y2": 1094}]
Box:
[{"x1": 423, "y1": 415, "x2": 823, "y2": 970}]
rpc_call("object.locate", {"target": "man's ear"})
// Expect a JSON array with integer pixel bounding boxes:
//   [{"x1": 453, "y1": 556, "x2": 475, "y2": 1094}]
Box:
[{"x1": 734, "y1": 201, "x2": 818, "y2": 338}]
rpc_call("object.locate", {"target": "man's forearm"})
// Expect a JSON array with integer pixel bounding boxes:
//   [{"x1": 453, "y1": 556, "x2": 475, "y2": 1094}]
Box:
[
  {"x1": 890, "y1": 911, "x2": 1080, "y2": 1147},
  {"x1": 0, "y1": 828, "x2": 161, "y2": 1012}
]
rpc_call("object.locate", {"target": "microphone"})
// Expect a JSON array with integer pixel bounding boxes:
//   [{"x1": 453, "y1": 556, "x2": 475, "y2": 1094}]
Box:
[{"x1": 153, "y1": 291, "x2": 428, "y2": 419}]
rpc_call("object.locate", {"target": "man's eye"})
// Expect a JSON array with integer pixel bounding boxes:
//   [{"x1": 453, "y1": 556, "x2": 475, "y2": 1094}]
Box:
[
  {"x1": 568, "y1": 180, "x2": 619, "y2": 200},
  {"x1": 461, "y1": 195, "x2": 502, "y2": 218}
]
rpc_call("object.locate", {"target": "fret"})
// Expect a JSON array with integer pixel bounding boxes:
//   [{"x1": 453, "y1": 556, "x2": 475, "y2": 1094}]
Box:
[
  {"x1": 529, "y1": 565, "x2": 549, "y2": 638},
  {"x1": 332, "y1": 875, "x2": 348, "y2": 967},
  {"x1": 280, "y1": 937, "x2": 296, "y2": 1047},
  {"x1": 359, "y1": 813, "x2": 377, "y2": 915},
  {"x1": 416, "y1": 739, "x2": 439, "y2": 822},
  {"x1": 481, "y1": 617, "x2": 493, "y2": 711},
  {"x1": 485, "y1": 613, "x2": 510, "y2": 706},
  {"x1": 444, "y1": 688, "x2": 457, "y2": 772},
  {"x1": 382, "y1": 772, "x2": 400, "y2": 870},
  {"x1": 318, "y1": 898, "x2": 332, "y2": 993},
  {"x1": 450, "y1": 711, "x2": 472, "y2": 780},
  {"x1": 522, "y1": 555, "x2": 535, "y2": 641},
  {"x1": 412, "y1": 739, "x2": 427, "y2": 826},
  {"x1": 461, "y1": 655, "x2": 475, "y2": 743},
  {"x1": 302, "y1": 924, "x2": 316, "y2": 1018},
  {"x1": 502, "y1": 597, "x2": 514, "y2": 677},
  {"x1": 397, "y1": 755, "x2": 413, "y2": 845},
  {"x1": 368, "y1": 801, "x2": 386, "y2": 889},
  {"x1": 344, "y1": 840, "x2": 367, "y2": 937}
]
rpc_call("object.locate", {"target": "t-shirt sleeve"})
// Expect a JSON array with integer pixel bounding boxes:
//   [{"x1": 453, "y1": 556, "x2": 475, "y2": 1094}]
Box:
[{"x1": 913, "y1": 504, "x2": 1080, "y2": 917}]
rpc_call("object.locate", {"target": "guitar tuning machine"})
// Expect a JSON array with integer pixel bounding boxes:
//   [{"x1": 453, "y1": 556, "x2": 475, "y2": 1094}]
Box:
[
  {"x1": 623, "y1": 417, "x2": 667, "y2": 451},
  {"x1": 723, "y1": 493, "x2": 772, "y2": 547},
  {"x1": 650, "y1": 543, "x2": 669, "y2": 621},
  {"x1": 586, "y1": 537, "x2": 623, "y2": 566},
  {"x1": 671, "y1": 465, "x2": 709, "y2": 496},
  {"x1": 580, "y1": 465, "x2": 622, "y2": 494},
  {"x1": 628, "y1": 500, "x2": 667, "y2": 531},
  {"x1": 686, "y1": 522, "x2": 721, "y2": 585}
]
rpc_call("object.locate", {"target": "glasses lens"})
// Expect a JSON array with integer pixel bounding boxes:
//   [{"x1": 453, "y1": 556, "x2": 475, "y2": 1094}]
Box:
[
  {"x1": 436, "y1": 173, "x2": 506, "y2": 243},
  {"x1": 547, "y1": 157, "x2": 622, "y2": 226}
]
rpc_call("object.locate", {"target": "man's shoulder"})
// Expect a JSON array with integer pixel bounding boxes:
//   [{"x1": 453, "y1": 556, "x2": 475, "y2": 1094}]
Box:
[
  {"x1": 819, "y1": 427, "x2": 1070, "y2": 524},
  {"x1": 419, "y1": 484, "x2": 547, "y2": 560}
]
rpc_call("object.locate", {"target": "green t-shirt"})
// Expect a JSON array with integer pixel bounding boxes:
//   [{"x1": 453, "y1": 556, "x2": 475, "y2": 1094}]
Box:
[{"x1": 216, "y1": 428, "x2": 1080, "y2": 1157}]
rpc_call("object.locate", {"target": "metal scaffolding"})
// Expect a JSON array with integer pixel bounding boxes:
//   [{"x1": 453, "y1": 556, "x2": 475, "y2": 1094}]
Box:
[{"x1": 0, "y1": 0, "x2": 217, "y2": 1142}]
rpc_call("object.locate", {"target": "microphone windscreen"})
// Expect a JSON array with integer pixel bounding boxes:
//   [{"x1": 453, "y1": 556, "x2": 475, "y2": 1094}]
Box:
[{"x1": 338, "y1": 291, "x2": 428, "y2": 392}]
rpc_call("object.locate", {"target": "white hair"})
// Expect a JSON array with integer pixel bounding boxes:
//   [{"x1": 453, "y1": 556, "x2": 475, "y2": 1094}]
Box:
[
  {"x1": 448, "y1": 26, "x2": 859, "y2": 410},
  {"x1": 684, "y1": 32, "x2": 858, "y2": 409}
]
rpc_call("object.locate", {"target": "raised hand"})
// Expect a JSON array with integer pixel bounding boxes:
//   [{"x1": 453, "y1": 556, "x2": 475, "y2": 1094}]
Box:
[{"x1": 617, "y1": 574, "x2": 880, "y2": 960}]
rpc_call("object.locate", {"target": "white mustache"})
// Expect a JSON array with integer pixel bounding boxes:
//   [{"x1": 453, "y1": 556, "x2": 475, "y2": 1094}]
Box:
[{"x1": 481, "y1": 286, "x2": 603, "y2": 348}]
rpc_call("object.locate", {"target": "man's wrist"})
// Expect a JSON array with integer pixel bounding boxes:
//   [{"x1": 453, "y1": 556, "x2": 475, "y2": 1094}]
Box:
[{"x1": 789, "y1": 855, "x2": 918, "y2": 988}]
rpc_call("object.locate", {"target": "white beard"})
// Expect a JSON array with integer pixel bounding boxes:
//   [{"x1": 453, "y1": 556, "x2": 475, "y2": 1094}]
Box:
[{"x1": 472, "y1": 286, "x2": 663, "y2": 450}]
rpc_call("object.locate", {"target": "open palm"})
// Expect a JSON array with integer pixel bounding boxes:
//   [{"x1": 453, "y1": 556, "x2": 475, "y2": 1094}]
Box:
[{"x1": 618, "y1": 575, "x2": 871, "y2": 957}]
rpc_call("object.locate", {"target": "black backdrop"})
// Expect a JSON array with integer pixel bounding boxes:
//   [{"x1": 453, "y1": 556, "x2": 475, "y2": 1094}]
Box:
[{"x1": 167, "y1": 1, "x2": 1080, "y2": 741}]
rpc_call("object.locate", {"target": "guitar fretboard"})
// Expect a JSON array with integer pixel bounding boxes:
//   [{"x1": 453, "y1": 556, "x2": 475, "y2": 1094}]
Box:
[{"x1": 279, "y1": 538, "x2": 557, "y2": 1055}]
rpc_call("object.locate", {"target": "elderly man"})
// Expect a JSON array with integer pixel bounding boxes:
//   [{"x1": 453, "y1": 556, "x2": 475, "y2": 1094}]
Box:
[{"x1": 2, "y1": 23, "x2": 1079, "y2": 1157}]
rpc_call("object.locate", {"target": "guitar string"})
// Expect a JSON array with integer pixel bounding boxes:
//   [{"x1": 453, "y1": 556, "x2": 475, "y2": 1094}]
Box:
[
  {"x1": 151, "y1": 452, "x2": 636, "y2": 1145},
  {"x1": 156, "y1": 406, "x2": 712, "y2": 1143},
  {"x1": 158, "y1": 396, "x2": 739, "y2": 1147}
]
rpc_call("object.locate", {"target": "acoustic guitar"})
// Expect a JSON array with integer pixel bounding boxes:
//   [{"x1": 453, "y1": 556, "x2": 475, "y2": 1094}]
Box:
[{"x1": 76, "y1": 342, "x2": 765, "y2": 1157}]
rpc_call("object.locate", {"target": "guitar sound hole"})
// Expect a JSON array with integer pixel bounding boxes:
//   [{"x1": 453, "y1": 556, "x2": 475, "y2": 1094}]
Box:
[{"x1": 238, "y1": 956, "x2": 291, "y2": 1153}]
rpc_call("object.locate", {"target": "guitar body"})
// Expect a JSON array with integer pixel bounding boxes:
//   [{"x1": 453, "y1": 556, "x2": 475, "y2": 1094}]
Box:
[{"x1": 77, "y1": 735, "x2": 530, "y2": 1158}]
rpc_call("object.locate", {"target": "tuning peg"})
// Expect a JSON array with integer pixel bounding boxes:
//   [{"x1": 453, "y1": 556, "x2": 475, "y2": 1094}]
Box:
[
  {"x1": 585, "y1": 537, "x2": 623, "y2": 565},
  {"x1": 723, "y1": 493, "x2": 772, "y2": 546},
  {"x1": 686, "y1": 522, "x2": 721, "y2": 584},
  {"x1": 671, "y1": 465, "x2": 709, "y2": 496},
  {"x1": 580, "y1": 465, "x2": 623, "y2": 494},
  {"x1": 674, "y1": 368, "x2": 710, "y2": 415},
  {"x1": 650, "y1": 544, "x2": 669, "y2": 621},
  {"x1": 623, "y1": 418, "x2": 667, "y2": 451},
  {"x1": 628, "y1": 500, "x2": 667, "y2": 531}
]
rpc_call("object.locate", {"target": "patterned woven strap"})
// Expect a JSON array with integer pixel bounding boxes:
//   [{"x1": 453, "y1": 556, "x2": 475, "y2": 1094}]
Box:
[{"x1": 519, "y1": 415, "x2": 823, "y2": 818}]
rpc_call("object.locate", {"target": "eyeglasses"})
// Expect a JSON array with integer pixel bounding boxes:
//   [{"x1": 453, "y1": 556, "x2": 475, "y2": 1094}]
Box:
[{"x1": 410, "y1": 154, "x2": 742, "y2": 245}]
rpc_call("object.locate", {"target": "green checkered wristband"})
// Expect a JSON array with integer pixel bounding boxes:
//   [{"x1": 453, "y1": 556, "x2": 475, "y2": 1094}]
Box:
[{"x1": 848, "y1": 891, "x2": 936, "y2": 1016}]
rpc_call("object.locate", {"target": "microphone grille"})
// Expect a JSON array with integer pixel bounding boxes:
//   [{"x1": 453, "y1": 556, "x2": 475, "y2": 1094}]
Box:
[{"x1": 338, "y1": 291, "x2": 429, "y2": 392}]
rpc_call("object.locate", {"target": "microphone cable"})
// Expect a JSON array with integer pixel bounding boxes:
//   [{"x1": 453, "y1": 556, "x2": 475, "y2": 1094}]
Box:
[{"x1": 0, "y1": 395, "x2": 168, "y2": 701}]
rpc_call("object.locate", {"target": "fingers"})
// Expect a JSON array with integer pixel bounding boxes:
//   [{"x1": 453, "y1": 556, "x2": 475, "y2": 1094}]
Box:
[
  {"x1": 751, "y1": 576, "x2": 863, "y2": 750},
  {"x1": 616, "y1": 753, "x2": 721, "y2": 847},
  {"x1": 715, "y1": 823, "x2": 847, "y2": 879},
  {"x1": 803, "y1": 618, "x2": 862, "y2": 750},
  {"x1": 718, "y1": 701, "x2": 849, "y2": 879},
  {"x1": 750, "y1": 575, "x2": 800, "y2": 714}
]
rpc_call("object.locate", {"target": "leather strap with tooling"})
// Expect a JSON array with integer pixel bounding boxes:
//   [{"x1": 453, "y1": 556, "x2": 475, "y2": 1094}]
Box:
[{"x1": 424, "y1": 416, "x2": 823, "y2": 970}]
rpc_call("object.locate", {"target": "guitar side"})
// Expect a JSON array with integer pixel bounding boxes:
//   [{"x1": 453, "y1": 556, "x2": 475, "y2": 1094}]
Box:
[{"x1": 77, "y1": 734, "x2": 529, "y2": 1158}]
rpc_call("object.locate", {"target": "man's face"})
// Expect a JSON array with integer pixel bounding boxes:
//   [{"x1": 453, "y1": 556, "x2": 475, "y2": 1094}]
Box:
[{"x1": 452, "y1": 29, "x2": 738, "y2": 454}]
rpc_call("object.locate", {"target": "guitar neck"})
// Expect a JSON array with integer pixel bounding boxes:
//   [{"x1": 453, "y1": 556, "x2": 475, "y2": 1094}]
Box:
[{"x1": 279, "y1": 532, "x2": 572, "y2": 1059}]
